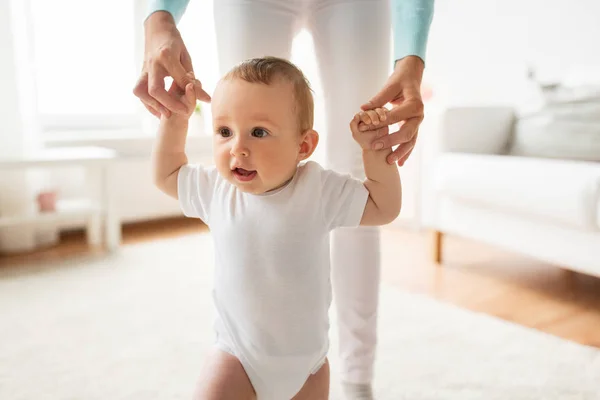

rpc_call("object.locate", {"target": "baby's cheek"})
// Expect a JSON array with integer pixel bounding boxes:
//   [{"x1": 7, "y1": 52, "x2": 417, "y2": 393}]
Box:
[
  {"x1": 213, "y1": 145, "x2": 230, "y2": 167},
  {"x1": 265, "y1": 144, "x2": 296, "y2": 174}
]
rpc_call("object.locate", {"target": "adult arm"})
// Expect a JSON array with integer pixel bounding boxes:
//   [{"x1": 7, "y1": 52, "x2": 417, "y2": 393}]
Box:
[
  {"x1": 133, "y1": 0, "x2": 210, "y2": 118},
  {"x1": 391, "y1": 0, "x2": 434, "y2": 65},
  {"x1": 146, "y1": 0, "x2": 190, "y2": 24},
  {"x1": 360, "y1": 0, "x2": 435, "y2": 166}
]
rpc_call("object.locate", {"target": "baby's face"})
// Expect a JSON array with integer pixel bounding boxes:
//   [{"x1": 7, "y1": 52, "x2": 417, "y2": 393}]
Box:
[{"x1": 211, "y1": 78, "x2": 306, "y2": 194}]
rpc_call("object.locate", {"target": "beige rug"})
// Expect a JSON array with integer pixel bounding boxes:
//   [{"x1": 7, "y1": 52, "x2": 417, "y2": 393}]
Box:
[{"x1": 0, "y1": 234, "x2": 598, "y2": 400}]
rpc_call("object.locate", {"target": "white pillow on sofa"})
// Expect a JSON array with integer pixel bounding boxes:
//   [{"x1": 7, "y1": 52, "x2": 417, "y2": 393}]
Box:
[
  {"x1": 510, "y1": 114, "x2": 600, "y2": 162},
  {"x1": 510, "y1": 84, "x2": 600, "y2": 162}
]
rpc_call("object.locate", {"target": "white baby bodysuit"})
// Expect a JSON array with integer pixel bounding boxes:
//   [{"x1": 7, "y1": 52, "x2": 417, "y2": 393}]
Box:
[{"x1": 178, "y1": 160, "x2": 368, "y2": 400}]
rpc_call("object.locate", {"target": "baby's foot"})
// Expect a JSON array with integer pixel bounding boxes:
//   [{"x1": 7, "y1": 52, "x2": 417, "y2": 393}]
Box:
[{"x1": 341, "y1": 381, "x2": 374, "y2": 400}]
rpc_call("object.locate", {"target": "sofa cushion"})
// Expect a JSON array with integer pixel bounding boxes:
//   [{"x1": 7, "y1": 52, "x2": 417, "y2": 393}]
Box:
[
  {"x1": 510, "y1": 85, "x2": 600, "y2": 162},
  {"x1": 442, "y1": 107, "x2": 515, "y2": 154},
  {"x1": 510, "y1": 116, "x2": 600, "y2": 162},
  {"x1": 435, "y1": 153, "x2": 600, "y2": 231}
]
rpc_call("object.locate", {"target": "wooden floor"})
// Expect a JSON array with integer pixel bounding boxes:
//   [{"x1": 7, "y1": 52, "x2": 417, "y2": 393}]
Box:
[{"x1": 2, "y1": 217, "x2": 599, "y2": 348}]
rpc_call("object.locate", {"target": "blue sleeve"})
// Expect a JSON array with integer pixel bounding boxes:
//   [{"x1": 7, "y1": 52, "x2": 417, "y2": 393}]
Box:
[
  {"x1": 392, "y1": 0, "x2": 435, "y2": 65},
  {"x1": 146, "y1": 0, "x2": 190, "y2": 24}
]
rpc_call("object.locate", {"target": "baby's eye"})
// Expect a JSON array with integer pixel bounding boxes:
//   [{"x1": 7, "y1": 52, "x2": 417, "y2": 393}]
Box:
[
  {"x1": 218, "y1": 128, "x2": 232, "y2": 137},
  {"x1": 252, "y1": 128, "x2": 269, "y2": 138}
]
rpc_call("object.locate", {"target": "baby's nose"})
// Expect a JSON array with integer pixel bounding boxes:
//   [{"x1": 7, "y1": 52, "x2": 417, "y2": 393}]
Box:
[{"x1": 230, "y1": 138, "x2": 249, "y2": 157}]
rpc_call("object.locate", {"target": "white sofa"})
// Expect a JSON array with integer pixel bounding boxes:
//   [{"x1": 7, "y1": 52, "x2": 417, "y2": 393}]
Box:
[{"x1": 427, "y1": 106, "x2": 600, "y2": 278}]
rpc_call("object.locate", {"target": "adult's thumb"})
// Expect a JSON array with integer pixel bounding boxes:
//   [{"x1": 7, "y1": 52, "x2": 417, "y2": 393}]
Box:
[
  {"x1": 185, "y1": 83, "x2": 196, "y2": 102},
  {"x1": 360, "y1": 84, "x2": 397, "y2": 111}
]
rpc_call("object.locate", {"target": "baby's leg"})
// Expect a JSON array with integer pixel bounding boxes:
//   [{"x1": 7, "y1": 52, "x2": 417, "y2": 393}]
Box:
[
  {"x1": 193, "y1": 348, "x2": 255, "y2": 400},
  {"x1": 292, "y1": 359, "x2": 330, "y2": 400}
]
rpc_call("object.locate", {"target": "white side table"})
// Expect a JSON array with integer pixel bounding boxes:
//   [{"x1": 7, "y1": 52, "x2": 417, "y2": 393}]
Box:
[{"x1": 0, "y1": 146, "x2": 121, "y2": 252}]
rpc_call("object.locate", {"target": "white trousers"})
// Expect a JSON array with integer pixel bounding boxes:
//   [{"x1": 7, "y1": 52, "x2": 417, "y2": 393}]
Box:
[{"x1": 213, "y1": 0, "x2": 391, "y2": 384}]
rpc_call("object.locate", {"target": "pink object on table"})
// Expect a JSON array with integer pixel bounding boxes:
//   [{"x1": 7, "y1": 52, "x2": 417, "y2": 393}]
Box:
[{"x1": 37, "y1": 191, "x2": 57, "y2": 213}]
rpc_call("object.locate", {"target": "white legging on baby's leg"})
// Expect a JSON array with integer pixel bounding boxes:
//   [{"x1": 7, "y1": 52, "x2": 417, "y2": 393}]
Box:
[{"x1": 214, "y1": 0, "x2": 391, "y2": 384}]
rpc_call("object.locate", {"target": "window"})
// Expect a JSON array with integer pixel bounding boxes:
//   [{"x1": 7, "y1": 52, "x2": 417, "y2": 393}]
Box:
[
  {"x1": 29, "y1": 0, "x2": 140, "y2": 132},
  {"x1": 26, "y1": 0, "x2": 358, "y2": 145}
]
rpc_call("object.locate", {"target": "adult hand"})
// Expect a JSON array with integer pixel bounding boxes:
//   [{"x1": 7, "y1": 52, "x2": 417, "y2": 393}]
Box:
[
  {"x1": 360, "y1": 56, "x2": 425, "y2": 166},
  {"x1": 133, "y1": 11, "x2": 211, "y2": 118}
]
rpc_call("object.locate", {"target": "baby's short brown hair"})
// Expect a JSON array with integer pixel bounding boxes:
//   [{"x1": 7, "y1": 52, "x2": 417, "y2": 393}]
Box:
[{"x1": 223, "y1": 57, "x2": 314, "y2": 133}]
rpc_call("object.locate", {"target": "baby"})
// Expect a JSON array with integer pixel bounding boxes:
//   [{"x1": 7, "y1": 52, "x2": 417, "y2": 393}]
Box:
[{"x1": 151, "y1": 57, "x2": 401, "y2": 400}]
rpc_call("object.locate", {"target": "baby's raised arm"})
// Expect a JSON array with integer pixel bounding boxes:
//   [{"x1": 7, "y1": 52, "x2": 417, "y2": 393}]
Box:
[
  {"x1": 350, "y1": 108, "x2": 402, "y2": 226},
  {"x1": 151, "y1": 80, "x2": 197, "y2": 199}
]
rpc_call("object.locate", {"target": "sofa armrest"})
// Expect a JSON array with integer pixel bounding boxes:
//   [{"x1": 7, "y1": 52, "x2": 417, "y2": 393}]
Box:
[{"x1": 440, "y1": 107, "x2": 515, "y2": 154}]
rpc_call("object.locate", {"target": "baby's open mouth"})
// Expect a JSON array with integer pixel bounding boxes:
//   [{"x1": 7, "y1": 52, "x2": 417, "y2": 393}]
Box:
[{"x1": 232, "y1": 168, "x2": 257, "y2": 182}]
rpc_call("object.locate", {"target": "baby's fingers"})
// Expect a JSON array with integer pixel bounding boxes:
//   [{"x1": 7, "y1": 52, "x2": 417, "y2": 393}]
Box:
[
  {"x1": 358, "y1": 110, "x2": 382, "y2": 125},
  {"x1": 350, "y1": 114, "x2": 361, "y2": 133},
  {"x1": 366, "y1": 110, "x2": 381, "y2": 125},
  {"x1": 182, "y1": 83, "x2": 196, "y2": 112},
  {"x1": 357, "y1": 111, "x2": 371, "y2": 125},
  {"x1": 375, "y1": 107, "x2": 387, "y2": 122}
]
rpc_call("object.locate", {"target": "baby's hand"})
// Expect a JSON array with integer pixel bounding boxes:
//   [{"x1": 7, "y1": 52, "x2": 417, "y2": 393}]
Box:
[
  {"x1": 357, "y1": 107, "x2": 388, "y2": 127},
  {"x1": 164, "y1": 72, "x2": 198, "y2": 121},
  {"x1": 350, "y1": 107, "x2": 390, "y2": 150}
]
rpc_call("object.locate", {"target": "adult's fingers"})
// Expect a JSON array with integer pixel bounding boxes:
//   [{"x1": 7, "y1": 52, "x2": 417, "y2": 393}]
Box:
[
  {"x1": 360, "y1": 82, "x2": 399, "y2": 110},
  {"x1": 388, "y1": 136, "x2": 417, "y2": 165},
  {"x1": 397, "y1": 144, "x2": 415, "y2": 166},
  {"x1": 164, "y1": 54, "x2": 196, "y2": 92},
  {"x1": 165, "y1": 52, "x2": 211, "y2": 102},
  {"x1": 370, "y1": 117, "x2": 420, "y2": 150},
  {"x1": 147, "y1": 62, "x2": 188, "y2": 114},
  {"x1": 180, "y1": 50, "x2": 211, "y2": 103},
  {"x1": 180, "y1": 48, "x2": 194, "y2": 76},
  {"x1": 386, "y1": 97, "x2": 424, "y2": 126},
  {"x1": 133, "y1": 73, "x2": 171, "y2": 118},
  {"x1": 143, "y1": 102, "x2": 162, "y2": 119}
]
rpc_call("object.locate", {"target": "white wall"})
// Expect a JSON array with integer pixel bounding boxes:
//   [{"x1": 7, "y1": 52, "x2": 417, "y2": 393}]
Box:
[{"x1": 423, "y1": 0, "x2": 600, "y2": 106}]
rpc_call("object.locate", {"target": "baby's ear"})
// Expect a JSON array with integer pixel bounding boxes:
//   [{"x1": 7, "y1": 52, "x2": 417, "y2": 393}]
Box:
[{"x1": 298, "y1": 129, "x2": 319, "y2": 161}]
